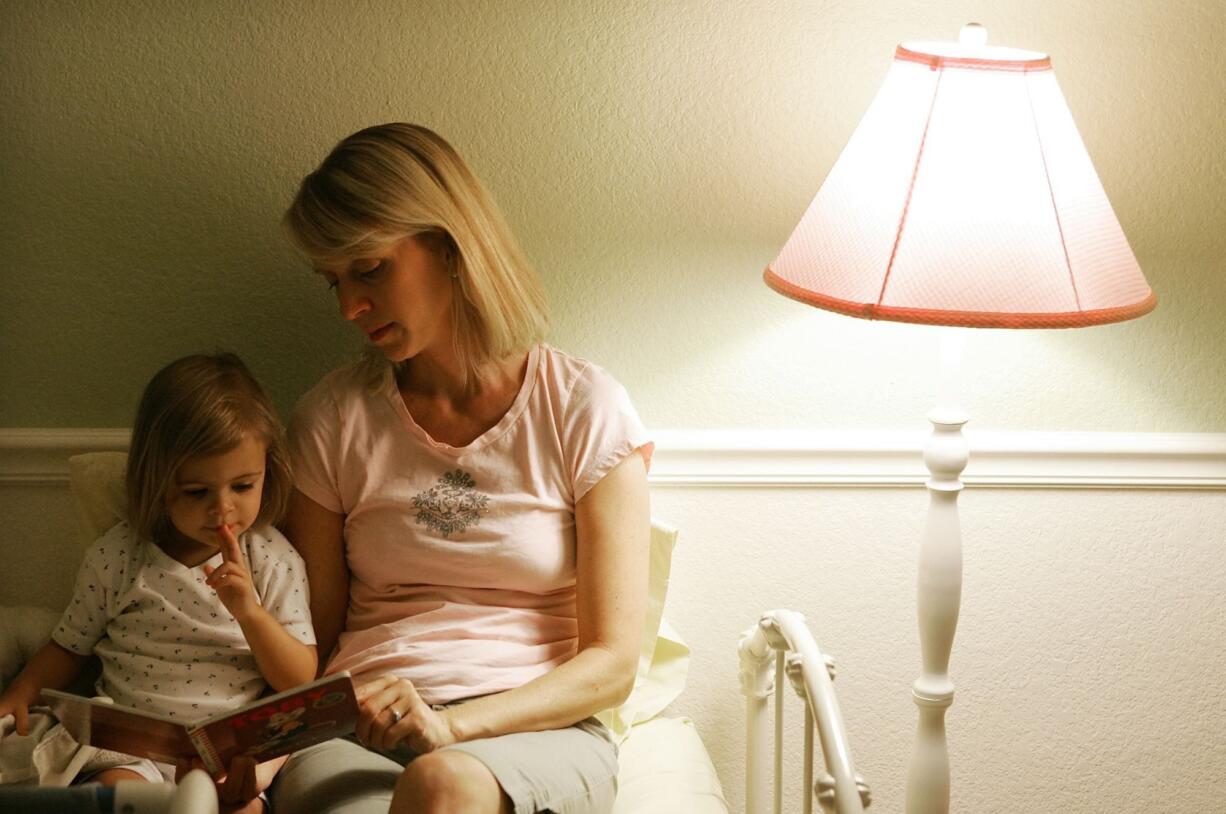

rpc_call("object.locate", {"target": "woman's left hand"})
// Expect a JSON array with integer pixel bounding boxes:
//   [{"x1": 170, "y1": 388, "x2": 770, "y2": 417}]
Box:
[{"x1": 355, "y1": 674, "x2": 457, "y2": 754}]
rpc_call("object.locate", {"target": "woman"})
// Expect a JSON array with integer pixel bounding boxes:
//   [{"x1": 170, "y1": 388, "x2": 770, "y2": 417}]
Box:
[{"x1": 271, "y1": 123, "x2": 652, "y2": 814}]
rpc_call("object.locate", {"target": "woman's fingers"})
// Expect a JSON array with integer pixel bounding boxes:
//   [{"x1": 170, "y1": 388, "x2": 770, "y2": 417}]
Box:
[
  {"x1": 353, "y1": 673, "x2": 399, "y2": 703},
  {"x1": 354, "y1": 675, "x2": 425, "y2": 749}
]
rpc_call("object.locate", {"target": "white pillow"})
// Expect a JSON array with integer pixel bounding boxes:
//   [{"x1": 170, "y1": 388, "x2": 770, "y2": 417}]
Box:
[{"x1": 65, "y1": 452, "x2": 690, "y2": 735}]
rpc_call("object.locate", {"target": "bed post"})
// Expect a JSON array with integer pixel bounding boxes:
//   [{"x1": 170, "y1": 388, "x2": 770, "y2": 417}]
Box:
[{"x1": 739, "y1": 610, "x2": 870, "y2": 814}]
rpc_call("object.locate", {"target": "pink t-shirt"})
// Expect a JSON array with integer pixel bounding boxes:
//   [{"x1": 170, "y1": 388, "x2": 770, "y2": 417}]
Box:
[{"x1": 290, "y1": 344, "x2": 652, "y2": 704}]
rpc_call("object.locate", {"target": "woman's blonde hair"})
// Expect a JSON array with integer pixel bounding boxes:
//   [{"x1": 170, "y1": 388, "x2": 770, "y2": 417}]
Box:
[
  {"x1": 126, "y1": 353, "x2": 292, "y2": 542},
  {"x1": 283, "y1": 123, "x2": 548, "y2": 385}
]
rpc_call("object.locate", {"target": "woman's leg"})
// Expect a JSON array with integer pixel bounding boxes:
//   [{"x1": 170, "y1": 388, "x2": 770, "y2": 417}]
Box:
[
  {"x1": 269, "y1": 738, "x2": 402, "y2": 814},
  {"x1": 391, "y1": 750, "x2": 512, "y2": 814},
  {"x1": 433, "y1": 717, "x2": 618, "y2": 814}
]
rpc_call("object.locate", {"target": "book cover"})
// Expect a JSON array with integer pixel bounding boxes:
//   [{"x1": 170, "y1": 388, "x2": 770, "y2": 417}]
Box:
[{"x1": 42, "y1": 671, "x2": 359, "y2": 776}]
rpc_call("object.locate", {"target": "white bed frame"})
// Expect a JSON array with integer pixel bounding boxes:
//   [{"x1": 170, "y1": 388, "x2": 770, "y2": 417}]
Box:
[{"x1": 740, "y1": 610, "x2": 870, "y2": 814}]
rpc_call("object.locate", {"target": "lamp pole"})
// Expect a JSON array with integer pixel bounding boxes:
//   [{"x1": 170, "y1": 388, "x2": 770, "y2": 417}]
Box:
[{"x1": 906, "y1": 329, "x2": 968, "y2": 814}]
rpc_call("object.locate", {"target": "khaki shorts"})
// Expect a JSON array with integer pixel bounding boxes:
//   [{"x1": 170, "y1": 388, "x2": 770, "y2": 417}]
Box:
[{"x1": 269, "y1": 716, "x2": 618, "y2": 814}]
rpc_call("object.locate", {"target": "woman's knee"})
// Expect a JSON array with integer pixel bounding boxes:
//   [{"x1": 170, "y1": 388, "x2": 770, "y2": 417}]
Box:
[{"x1": 393, "y1": 750, "x2": 508, "y2": 814}]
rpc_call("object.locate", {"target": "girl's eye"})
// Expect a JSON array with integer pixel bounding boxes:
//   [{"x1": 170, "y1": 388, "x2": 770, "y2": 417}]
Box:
[
  {"x1": 233, "y1": 483, "x2": 255, "y2": 493},
  {"x1": 183, "y1": 488, "x2": 207, "y2": 499}
]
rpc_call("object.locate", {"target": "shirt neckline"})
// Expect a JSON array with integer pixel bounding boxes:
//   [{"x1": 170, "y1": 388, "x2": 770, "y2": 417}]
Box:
[
  {"x1": 147, "y1": 538, "x2": 224, "y2": 574},
  {"x1": 387, "y1": 344, "x2": 541, "y2": 455}
]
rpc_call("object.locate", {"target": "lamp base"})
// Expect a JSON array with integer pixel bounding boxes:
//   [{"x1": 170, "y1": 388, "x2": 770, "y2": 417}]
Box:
[{"x1": 905, "y1": 409, "x2": 967, "y2": 814}]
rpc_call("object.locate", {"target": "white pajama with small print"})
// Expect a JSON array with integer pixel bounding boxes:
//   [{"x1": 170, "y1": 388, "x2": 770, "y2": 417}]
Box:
[{"x1": 52, "y1": 522, "x2": 315, "y2": 722}]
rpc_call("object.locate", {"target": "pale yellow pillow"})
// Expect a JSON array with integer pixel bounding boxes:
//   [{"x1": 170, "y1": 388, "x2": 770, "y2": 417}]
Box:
[
  {"x1": 67, "y1": 451, "x2": 128, "y2": 546},
  {"x1": 611, "y1": 716, "x2": 729, "y2": 813},
  {"x1": 64, "y1": 452, "x2": 689, "y2": 735}
]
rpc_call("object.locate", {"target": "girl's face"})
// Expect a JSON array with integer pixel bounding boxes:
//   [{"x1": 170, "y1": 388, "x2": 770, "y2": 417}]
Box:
[
  {"x1": 318, "y1": 234, "x2": 455, "y2": 364},
  {"x1": 164, "y1": 433, "x2": 266, "y2": 552}
]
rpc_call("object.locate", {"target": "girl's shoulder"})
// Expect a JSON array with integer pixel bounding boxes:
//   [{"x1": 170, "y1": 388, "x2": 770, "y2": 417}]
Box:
[
  {"x1": 76, "y1": 522, "x2": 149, "y2": 589},
  {"x1": 240, "y1": 525, "x2": 305, "y2": 570},
  {"x1": 83, "y1": 521, "x2": 145, "y2": 564}
]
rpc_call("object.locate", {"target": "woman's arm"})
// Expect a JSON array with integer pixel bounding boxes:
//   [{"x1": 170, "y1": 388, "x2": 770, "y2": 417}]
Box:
[
  {"x1": 0, "y1": 640, "x2": 90, "y2": 735},
  {"x1": 283, "y1": 488, "x2": 350, "y2": 673},
  {"x1": 360, "y1": 451, "x2": 650, "y2": 751}
]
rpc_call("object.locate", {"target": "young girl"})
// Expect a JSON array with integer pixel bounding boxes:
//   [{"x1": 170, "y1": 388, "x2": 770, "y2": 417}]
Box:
[{"x1": 0, "y1": 353, "x2": 317, "y2": 813}]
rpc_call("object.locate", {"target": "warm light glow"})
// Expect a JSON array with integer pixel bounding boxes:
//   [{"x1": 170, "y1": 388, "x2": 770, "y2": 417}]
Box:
[{"x1": 765, "y1": 31, "x2": 1155, "y2": 329}]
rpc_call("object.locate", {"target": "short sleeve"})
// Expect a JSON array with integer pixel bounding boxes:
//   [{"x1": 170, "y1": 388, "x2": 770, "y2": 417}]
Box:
[
  {"x1": 289, "y1": 379, "x2": 345, "y2": 514},
  {"x1": 563, "y1": 363, "x2": 654, "y2": 502},
  {"x1": 52, "y1": 529, "x2": 127, "y2": 656},
  {"x1": 248, "y1": 527, "x2": 316, "y2": 646}
]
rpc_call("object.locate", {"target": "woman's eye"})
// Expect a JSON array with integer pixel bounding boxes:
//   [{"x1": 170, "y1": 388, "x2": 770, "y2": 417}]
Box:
[
  {"x1": 326, "y1": 279, "x2": 338, "y2": 291},
  {"x1": 359, "y1": 264, "x2": 382, "y2": 281}
]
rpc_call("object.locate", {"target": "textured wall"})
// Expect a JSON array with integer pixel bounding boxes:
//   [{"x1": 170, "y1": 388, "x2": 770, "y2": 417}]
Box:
[
  {"x1": 2, "y1": 0, "x2": 1224, "y2": 431},
  {"x1": 652, "y1": 485, "x2": 1226, "y2": 813},
  {"x1": 3, "y1": 2, "x2": 1225, "y2": 812}
]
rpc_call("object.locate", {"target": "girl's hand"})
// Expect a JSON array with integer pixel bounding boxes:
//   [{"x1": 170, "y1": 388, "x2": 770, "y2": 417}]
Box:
[
  {"x1": 218, "y1": 755, "x2": 258, "y2": 806},
  {"x1": 355, "y1": 674, "x2": 457, "y2": 754},
  {"x1": 0, "y1": 683, "x2": 37, "y2": 736},
  {"x1": 205, "y1": 525, "x2": 260, "y2": 623},
  {"x1": 216, "y1": 754, "x2": 286, "y2": 813},
  {"x1": 174, "y1": 756, "x2": 207, "y2": 783}
]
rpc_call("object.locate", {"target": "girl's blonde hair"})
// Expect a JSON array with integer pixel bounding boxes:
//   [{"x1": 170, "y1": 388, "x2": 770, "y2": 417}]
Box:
[
  {"x1": 283, "y1": 123, "x2": 548, "y2": 386},
  {"x1": 126, "y1": 353, "x2": 292, "y2": 542}
]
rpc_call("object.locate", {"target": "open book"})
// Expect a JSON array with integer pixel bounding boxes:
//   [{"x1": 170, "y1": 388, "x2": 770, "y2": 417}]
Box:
[{"x1": 42, "y1": 672, "x2": 358, "y2": 777}]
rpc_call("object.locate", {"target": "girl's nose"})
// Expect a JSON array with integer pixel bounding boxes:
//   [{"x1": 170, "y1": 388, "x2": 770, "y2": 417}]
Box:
[
  {"x1": 336, "y1": 281, "x2": 372, "y2": 322},
  {"x1": 210, "y1": 493, "x2": 234, "y2": 518}
]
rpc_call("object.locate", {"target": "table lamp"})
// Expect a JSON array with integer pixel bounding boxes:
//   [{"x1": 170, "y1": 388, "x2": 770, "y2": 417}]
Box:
[{"x1": 764, "y1": 24, "x2": 1155, "y2": 813}]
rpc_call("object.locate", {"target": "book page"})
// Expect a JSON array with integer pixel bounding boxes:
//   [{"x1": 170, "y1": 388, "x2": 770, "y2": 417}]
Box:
[{"x1": 43, "y1": 690, "x2": 198, "y2": 766}]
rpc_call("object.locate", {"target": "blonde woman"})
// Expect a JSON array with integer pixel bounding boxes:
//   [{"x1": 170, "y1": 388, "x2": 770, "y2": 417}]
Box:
[{"x1": 272, "y1": 124, "x2": 652, "y2": 814}]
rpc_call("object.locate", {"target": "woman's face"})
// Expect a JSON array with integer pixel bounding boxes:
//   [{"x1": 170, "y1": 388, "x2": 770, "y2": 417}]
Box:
[{"x1": 319, "y1": 234, "x2": 455, "y2": 363}]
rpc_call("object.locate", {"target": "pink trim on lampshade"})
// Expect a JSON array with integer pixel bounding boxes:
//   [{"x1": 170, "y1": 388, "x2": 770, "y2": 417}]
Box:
[
  {"x1": 894, "y1": 45, "x2": 1051, "y2": 73},
  {"x1": 767, "y1": 42, "x2": 1155, "y2": 330},
  {"x1": 764, "y1": 266, "x2": 1156, "y2": 328}
]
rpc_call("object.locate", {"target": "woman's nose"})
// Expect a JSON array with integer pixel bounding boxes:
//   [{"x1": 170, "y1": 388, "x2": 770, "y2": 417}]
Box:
[{"x1": 336, "y1": 281, "x2": 371, "y2": 322}]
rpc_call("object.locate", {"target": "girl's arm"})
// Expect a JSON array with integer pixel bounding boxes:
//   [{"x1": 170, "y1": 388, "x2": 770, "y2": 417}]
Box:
[
  {"x1": 358, "y1": 451, "x2": 650, "y2": 752},
  {"x1": 0, "y1": 640, "x2": 90, "y2": 735},
  {"x1": 207, "y1": 525, "x2": 317, "y2": 691},
  {"x1": 283, "y1": 489, "x2": 350, "y2": 672}
]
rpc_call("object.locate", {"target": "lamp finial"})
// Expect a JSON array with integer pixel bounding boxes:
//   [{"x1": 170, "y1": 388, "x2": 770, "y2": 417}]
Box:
[{"x1": 959, "y1": 23, "x2": 987, "y2": 47}]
